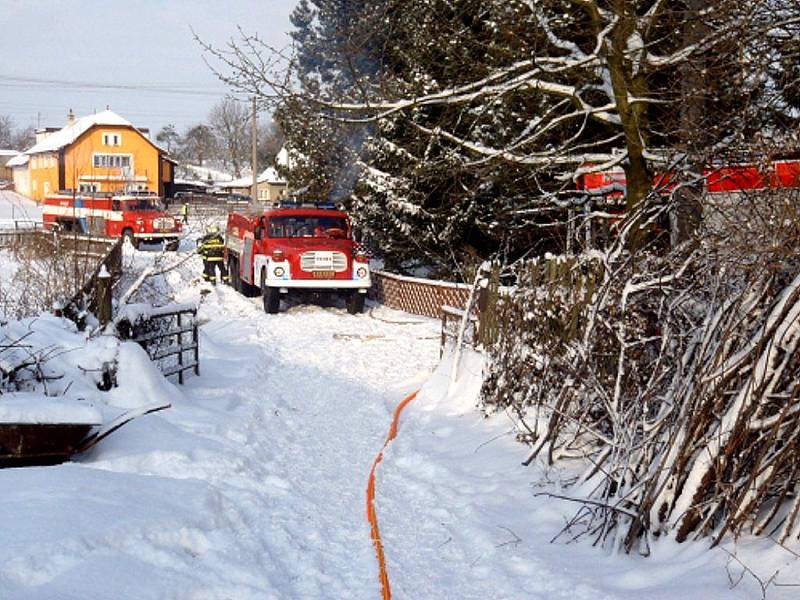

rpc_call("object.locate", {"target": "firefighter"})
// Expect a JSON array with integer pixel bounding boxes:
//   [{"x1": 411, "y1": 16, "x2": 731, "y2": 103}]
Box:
[
  {"x1": 180, "y1": 201, "x2": 189, "y2": 224},
  {"x1": 197, "y1": 224, "x2": 228, "y2": 286}
]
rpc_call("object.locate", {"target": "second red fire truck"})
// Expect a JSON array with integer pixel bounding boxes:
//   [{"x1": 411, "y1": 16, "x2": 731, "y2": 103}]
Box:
[
  {"x1": 578, "y1": 157, "x2": 800, "y2": 197},
  {"x1": 42, "y1": 193, "x2": 182, "y2": 249},
  {"x1": 224, "y1": 203, "x2": 371, "y2": 314}
]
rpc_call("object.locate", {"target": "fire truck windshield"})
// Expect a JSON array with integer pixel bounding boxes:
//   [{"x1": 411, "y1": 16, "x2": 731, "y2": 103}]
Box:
[
  {"x1": 268, "y1": 216, "x2": 349, "y2": 239},
  {"x1": 122, "y1": 199, "x2": 159, "y2": 211}
]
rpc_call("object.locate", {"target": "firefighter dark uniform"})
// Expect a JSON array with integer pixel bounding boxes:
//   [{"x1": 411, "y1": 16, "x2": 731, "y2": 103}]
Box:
[{"x1": 198, "y1": 230, "x2": 228, "y2": 285}]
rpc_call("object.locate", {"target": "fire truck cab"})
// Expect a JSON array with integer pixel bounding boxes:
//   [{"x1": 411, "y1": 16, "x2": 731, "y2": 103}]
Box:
[
  {"x1": 225, "y1": 203, "x2": 371, "y2": 314},
  {"x1": 42, "y1": 192, "x2": 181, "y2": 250}
]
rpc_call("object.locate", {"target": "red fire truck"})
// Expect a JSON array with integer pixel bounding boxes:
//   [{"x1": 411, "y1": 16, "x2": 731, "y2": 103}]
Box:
[
  {"x1": 42, "y1": 193, "x2": 182, "y2": 250},
  {"x1": 224, "y1": 203, "x2": 371, "y2": 314},
  {"x1": 578, "y1": 158, "x2": 800, "y2": 197}
]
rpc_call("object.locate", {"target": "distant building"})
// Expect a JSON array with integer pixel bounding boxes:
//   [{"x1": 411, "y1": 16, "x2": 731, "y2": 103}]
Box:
[
  {"x1": 220, "y1": 166, "x2": 288, "y2": 202},
  {"x1": 14, "y1": 109, "x2": 176, "y2": 201},
  {"x1": 6, "y1": 153, "x2": 30, "y2": 196},
  {"x1": 0, "y1": 150, "x2": 21, "y2": 183}
]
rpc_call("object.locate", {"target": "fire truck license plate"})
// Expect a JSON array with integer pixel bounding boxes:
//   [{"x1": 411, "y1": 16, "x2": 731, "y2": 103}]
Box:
[{"x1": 313, "y1": 271, "x2": 335, "y2": 279}]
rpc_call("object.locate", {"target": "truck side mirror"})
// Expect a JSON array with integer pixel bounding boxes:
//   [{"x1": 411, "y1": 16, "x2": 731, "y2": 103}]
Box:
[{"x1": 255, "y1": 226, "x2": 264, "y2": 240}]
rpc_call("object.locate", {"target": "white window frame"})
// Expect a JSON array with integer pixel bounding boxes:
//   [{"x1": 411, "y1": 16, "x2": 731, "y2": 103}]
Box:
[
  {"x1": 92, "y1": 153, "x2": 133, "y2": 170},
  {"x1": 102, "y1": 132, "x2": 122, "y2": 147},
  {"x1": 79, "y1": 183, "x2": 99, "y2": 193}
]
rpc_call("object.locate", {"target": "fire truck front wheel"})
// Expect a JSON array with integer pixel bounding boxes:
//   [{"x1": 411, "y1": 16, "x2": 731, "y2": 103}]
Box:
[
  {"x1": 122, "y1": 229, "x2": 138, "y2": 249},
  {"x1": 261, "y1": 270, "x2": 280, "y2": 314},
  {"x1": 346, "y1": 291, "x2": 365, "y2": 315}
]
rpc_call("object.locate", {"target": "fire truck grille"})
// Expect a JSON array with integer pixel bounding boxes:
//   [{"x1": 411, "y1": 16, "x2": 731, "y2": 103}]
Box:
[{"x1": 300, "y1": 251, "x2": 348, "y2": 273}]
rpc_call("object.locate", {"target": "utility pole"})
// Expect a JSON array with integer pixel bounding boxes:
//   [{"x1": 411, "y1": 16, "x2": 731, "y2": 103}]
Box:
[{"x1": 251, "y1": 97, "x2": 258, "y2": 206}]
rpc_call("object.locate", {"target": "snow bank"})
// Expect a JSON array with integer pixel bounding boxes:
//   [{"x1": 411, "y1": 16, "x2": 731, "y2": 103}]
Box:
[
  {"x1": 0, "y1": 392, "x2": 102, "y2": 425},
  {"x1": 108, "y1": 342, "x2": 182, "y2": 409},
  {"x1": 0, "y1": 313, "x2": 179, "y2": 425},
  {"x1": 375, "y1": 349, "x2": 799, "y2": 599}
]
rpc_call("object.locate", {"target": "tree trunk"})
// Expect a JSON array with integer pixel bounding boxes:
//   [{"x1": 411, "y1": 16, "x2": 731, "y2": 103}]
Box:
[
  {"x1": 606, "y1": 1, "x2": 652, "y2": 249},
  {"x1": 671, "y1": 0, "x2": 707, "y2": 246}
]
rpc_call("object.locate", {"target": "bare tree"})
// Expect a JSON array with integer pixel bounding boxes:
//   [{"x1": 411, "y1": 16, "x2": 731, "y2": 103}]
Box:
[
  {"x1": 0, "y1": 115, "x2": 14, "y2": 148},
  {"x1": 180, "y1": 124, "x2": 217, "y2": 167},
  {"x1": 208, "y1": 97, "x2": 250, "y2": 177}
]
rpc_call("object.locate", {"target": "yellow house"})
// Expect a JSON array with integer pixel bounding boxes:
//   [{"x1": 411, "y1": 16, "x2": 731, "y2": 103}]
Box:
[{"x1": 22, "y1": 109, "x2": 175, "y2": 201}]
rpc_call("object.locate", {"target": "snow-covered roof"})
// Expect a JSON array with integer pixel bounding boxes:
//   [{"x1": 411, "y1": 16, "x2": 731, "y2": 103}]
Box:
[
  {"x1": 0, "y1": 149, "x2": 19, "y2": 157},
  {"x1": 219, "y1": 167, "x2": 286, "y2": 189},
  {"x1": 218, "y1": 177, "x2": 250, "y2": 189},
  {"x1": 174, "y1": 178, "x2": 211, "y2": 187},
  {"x1": 5, "y1": 153, "x2": 28, "y2": 167},
  {"x1": 25, "y1": 110, "x2": 133, "y2": 155},
  {"x1": 181, "y1": 164, "x2": 234, "y2": 183},
  {"x1": 258, "y1": 166, "x2": 285, "y2": 184}
]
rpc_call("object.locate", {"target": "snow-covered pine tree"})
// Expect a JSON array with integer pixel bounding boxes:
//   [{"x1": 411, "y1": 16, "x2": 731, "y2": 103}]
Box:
[{"x1": 202, "y1": 0, "x2": 799, "y2": 273}]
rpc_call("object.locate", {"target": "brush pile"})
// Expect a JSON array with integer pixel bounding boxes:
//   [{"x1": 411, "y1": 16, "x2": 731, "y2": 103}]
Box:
[{"x1": 482, "y1": 190, "x2": 800, "y2": 553}]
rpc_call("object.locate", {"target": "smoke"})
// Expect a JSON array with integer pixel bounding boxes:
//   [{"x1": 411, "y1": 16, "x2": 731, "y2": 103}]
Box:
[{"x1": 328, "y1": 123, "x2": 372, "y2": 204}]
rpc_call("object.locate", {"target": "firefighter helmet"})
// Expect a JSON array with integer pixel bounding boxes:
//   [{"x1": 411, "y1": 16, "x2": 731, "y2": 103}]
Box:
[{"x1": 206, "y1": 224, "x2": 220, "y2": 235}]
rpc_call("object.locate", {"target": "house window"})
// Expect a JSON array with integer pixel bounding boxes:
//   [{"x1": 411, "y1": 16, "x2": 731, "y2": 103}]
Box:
[
  {"x1": 102, "y1": 133, "x2": 122, "y2": 146},
  {"x1": 93, "y1": 154, "x2": 132, "y2": 169},
  {"x1": 79, "y1": 183, "x2": 99, "y2": 193}
]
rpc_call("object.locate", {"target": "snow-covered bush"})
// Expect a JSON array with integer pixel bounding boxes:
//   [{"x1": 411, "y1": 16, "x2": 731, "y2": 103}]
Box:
[
  {"x1": 0, "y1": 312, "x2": 176, "y2": 429},
  {"x1": 0, "y1": 234, "x2": 99, "y2": 320},
  {"x1": 482, "y1": 190, "x2": 800, "y2": 553}
]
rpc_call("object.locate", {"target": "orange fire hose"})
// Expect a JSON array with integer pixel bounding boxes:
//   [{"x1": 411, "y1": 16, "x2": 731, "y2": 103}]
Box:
[{"x1": 366, "y1": 390, "x2": 419, "y2": 600}]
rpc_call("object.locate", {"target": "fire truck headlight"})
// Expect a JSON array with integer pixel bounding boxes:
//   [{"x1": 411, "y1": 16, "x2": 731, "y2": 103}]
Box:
[
  {"x1": 357, "y1": 267, "x2": 368, "y2": 278},
  {"x1": 273, "y1": 266, "x2": 285, "y2": 278}
]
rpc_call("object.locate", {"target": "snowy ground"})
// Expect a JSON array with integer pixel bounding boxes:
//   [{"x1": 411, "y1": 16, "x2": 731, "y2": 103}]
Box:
[
  {"x1": 0, "y1": 232, "x2": 797, "y2": 599},
  {"x1": 0, "y1": 190, "x2": 42, "y2": 228}
]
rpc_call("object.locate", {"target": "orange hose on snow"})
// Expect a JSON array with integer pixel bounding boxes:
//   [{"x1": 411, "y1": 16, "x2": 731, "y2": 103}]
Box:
[{"x1": 366, "y1": 390, "x2": 419, "y2": 600}]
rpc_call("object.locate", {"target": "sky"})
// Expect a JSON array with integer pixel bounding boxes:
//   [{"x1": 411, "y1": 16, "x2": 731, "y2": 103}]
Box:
[{"x1": 0, "y1": 0, "x2": 297, "y2": 136}]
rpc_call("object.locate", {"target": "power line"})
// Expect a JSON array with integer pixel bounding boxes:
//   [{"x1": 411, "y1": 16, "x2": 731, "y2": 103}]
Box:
[{"x1": 0, "y1": 74, "x2": 231, "y2": 98}]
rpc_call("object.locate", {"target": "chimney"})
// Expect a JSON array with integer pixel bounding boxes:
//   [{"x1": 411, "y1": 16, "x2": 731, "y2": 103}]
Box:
[{"x1": 67, "y1": 109, "x2": 76, "y2": 125}]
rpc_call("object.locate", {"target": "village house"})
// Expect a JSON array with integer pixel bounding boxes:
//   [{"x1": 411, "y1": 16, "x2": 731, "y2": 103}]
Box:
[
  {"x1": 7, "y1": 153, "x2": 29, "y2": 195},
  {"x1": 14, "y1": 109, "x2": 175, "y2": 201},
  {"x1": 220, "y1": 165, "x2": 288, "y2": 202},
  {"x1": 0, "y1": 149, "x2": 21, "y2": 184}
]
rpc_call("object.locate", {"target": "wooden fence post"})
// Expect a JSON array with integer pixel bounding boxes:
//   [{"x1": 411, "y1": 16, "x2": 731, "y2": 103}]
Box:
[
  {"x1": 177, "y1": 312, "x2": 184, "y2": 385},
  {"x1": 192, "y1": 309, "x2": 199, "y2": 376},
  {"x1": 96, "y1": 265, "x2": 112, "y2": 326}
]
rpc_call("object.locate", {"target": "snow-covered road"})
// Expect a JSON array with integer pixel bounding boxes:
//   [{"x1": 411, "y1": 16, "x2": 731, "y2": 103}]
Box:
[
  {"x1": 0, "y1": 249, "x2": 443, "y2": 599},
  {"x1": 1, "y1": 242, "x2": 797, "y2": 599},
  {"x1": 0, "y1": 190, "x2": 42, "y2": 227}
]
